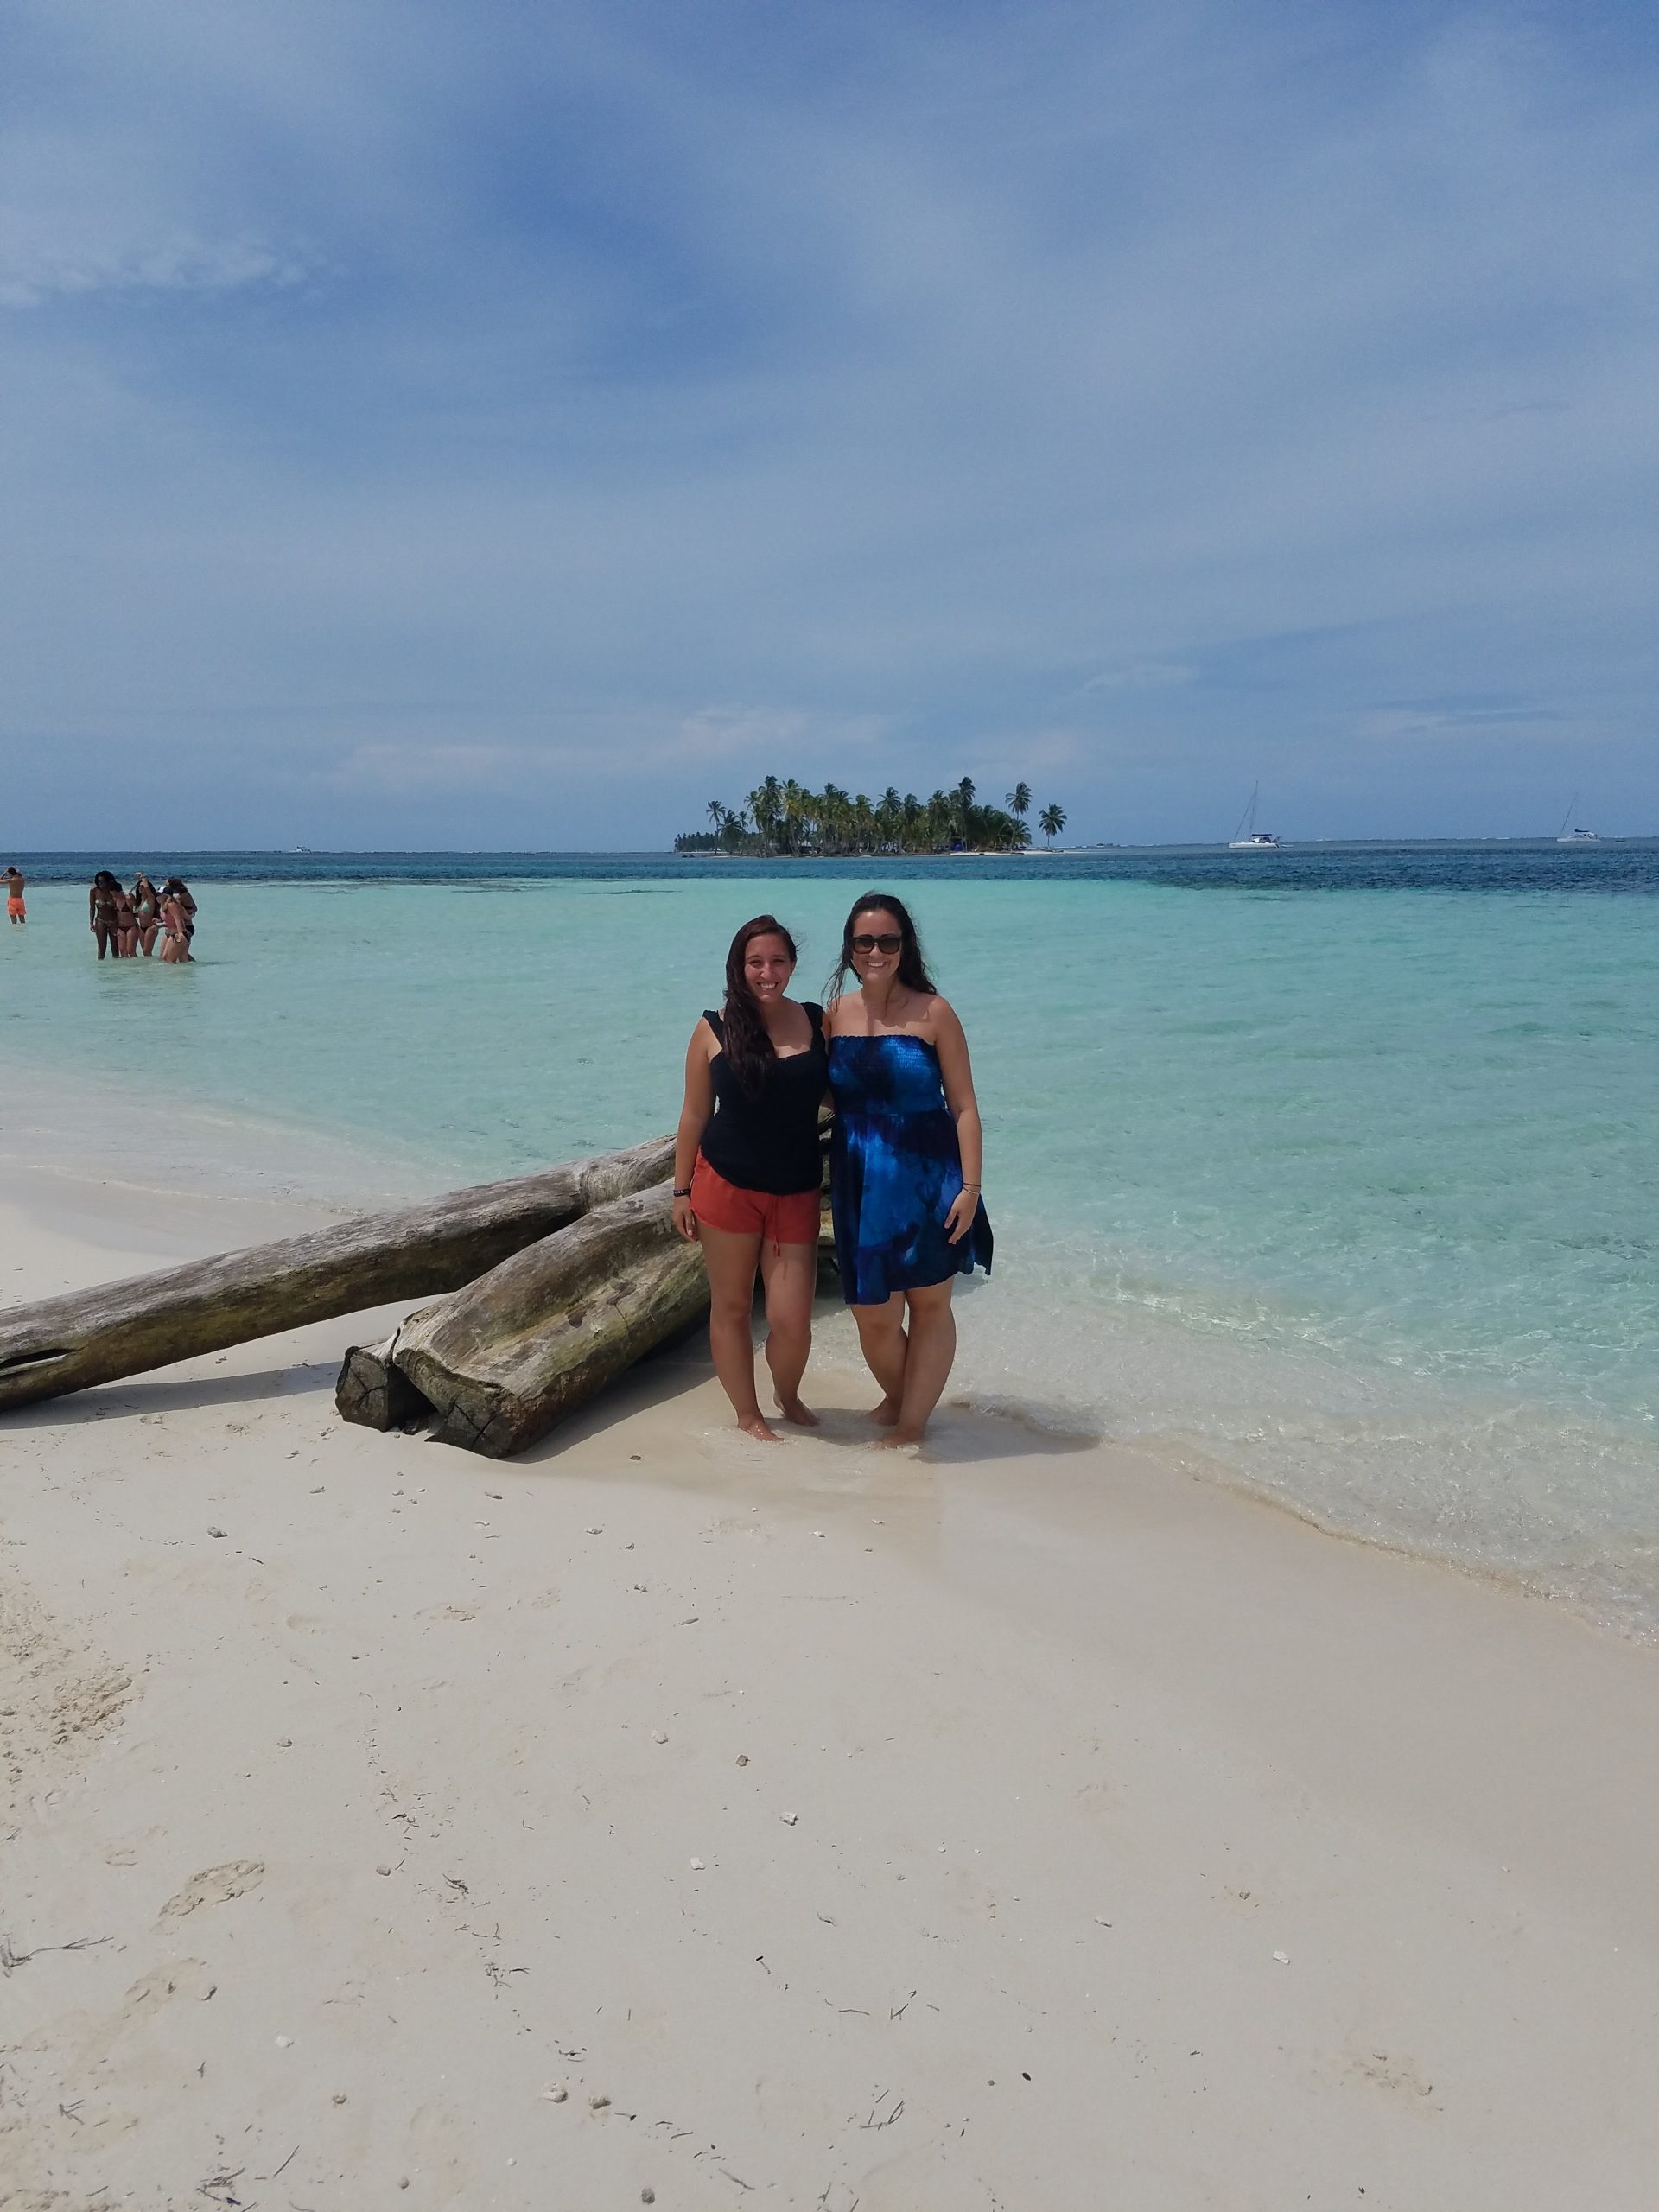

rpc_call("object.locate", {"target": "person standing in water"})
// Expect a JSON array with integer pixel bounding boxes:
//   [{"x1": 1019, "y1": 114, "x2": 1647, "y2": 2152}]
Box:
[
  {"x1": 89, "y1": 871, "x2": 122, "y2": 957},
  {"x1": 160, "y1": 878, "x2": 198, "y2": 949},
  {"x1": 825, "y1": 893, "x2": 991, "y2": 1447},
  {"x1": 158, "y1": 882, "x2": 194, "y2": 963},
  {"x1": 111, "y1": 879, "x2": 140, "y2": 957},
  {"x1": 4, "y1": 867, "x2": 23, "y2": 925},
  {"x1": 672, "y1": 915, "x2": 829, "y2": 1440},
  {"x1": 131, "y1": 874, "x2": 161, "y2": 956}
]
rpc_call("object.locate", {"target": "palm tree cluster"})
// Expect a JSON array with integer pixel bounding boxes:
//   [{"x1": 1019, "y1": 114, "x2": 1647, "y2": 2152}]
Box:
[{"x1": 675, "y1": 777, "x2": 1068, "y2": 855}]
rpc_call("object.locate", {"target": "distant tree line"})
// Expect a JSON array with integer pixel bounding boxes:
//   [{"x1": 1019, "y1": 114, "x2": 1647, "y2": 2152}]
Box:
[{"x1": 674, "y1": 777, "x2": 1068, "y2": 855}]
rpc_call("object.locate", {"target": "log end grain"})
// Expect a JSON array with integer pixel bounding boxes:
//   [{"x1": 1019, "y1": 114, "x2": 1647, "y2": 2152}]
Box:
[{"x1": 336, "y1": 1336, "x2": 434, "y2": 1431}]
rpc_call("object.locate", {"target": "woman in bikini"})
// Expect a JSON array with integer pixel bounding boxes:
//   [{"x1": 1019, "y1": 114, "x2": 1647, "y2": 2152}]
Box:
[
  {"x1": 131, "y1": 874, "x2": 161, "y2": 956},
  {"x1": 161, "y1": 878, "x2": 198, "y2": 951},
  {"x1": 111, "y1": 880, "x2": 140, "y2": 957},
  {"x1": 158, "y1": 884, "x2": 194, "y2": 963},
  {"x1": 672, "y1": 914, "x2": 829, "y2": 1440},
  {"x1": 88, "y1": 872, "x2": 123, "y2": 958}
]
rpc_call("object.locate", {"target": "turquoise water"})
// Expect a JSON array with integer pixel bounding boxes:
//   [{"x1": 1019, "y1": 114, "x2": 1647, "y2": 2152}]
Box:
[{"x1": 4, "y1": 853, "x2": 1657, "y2": 1630}]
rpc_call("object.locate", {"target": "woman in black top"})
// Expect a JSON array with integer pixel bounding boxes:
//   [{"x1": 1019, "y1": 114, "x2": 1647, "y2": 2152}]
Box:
[{"x1": 673, "y1": 914, "x2": 829, "y2": 1440}]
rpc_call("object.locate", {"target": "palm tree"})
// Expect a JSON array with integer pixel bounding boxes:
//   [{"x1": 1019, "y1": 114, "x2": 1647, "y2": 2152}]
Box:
[
  {"x1": 1039, "y1": 803, "x2": 1067, "y2": 845},
  {"x1": 707, "y1": 798, "x2": 725, "y2": 836},
  {"x1": 1007, "y1": 782, "x2": 1032, "y2": 821},
  {"x1": 782, "y1": 779, "x2": 805, "y2": 856},
  {"x1": 747, "y1": 774, "x2": 784, "y2": 855}
]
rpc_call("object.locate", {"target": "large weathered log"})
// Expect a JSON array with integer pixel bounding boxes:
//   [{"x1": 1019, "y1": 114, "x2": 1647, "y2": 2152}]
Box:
[
  {"x1": 0, "y1": 1134, "x2": 674, "y2": 1413},
  {"x1": 391, "y1": 1183, "x2": 709, "y2": 1457}
]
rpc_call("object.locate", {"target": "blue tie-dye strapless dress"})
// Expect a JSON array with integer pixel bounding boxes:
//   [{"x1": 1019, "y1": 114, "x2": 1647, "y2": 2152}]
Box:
[{"x1": 827, "y1": 1033, "x2": 994, "y2": 1306}]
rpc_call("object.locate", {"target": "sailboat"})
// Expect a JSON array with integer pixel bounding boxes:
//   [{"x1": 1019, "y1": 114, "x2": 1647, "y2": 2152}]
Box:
[
  {"x1": 1227, "y1": 783, "x2": 1281, "y2": 849},
  {"x1": 1555, "y1": 794, "x2": 1599, "y2": 843}
]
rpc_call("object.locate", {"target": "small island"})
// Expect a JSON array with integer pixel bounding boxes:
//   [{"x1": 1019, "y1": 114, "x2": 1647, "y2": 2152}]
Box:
[{"x1": 675, "y1": 776, "x2": 1067, "y2": 855}]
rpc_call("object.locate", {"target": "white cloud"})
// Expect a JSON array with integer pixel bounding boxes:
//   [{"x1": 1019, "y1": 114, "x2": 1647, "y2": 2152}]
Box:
[
  {"x1": 1357, "y1": 705, "x2": 1567, "y2": 746},
  {"x1": 0, "y1": 224, "x2": 310, "y2": 308}
]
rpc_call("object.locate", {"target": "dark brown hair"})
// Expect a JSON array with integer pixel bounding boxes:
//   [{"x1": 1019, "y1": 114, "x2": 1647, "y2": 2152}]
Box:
[
  {"x1": 721, "y1": 914, "x2": 799, "y2": 1096},
  {"x1": 828, "y1": 891, "x2": 936, "y2": 1001}
]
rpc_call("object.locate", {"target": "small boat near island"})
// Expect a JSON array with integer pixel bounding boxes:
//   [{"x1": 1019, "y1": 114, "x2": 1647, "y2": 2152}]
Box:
[
  {"x1": 1555, "y1": 795, "x2": 1599, "y2": 842},
  {"x1": 1227, "y1": 784, "x2": 1281, "y2": 849}
]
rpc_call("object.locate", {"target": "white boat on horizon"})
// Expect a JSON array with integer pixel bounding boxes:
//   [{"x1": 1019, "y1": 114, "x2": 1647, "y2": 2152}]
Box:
[
  {"x1": 1227, "y1": 784, "x2": 1281, "y2": 849},
  {"x1": 1555, "y1": 794, "x2": 1599, "y2": 842}
]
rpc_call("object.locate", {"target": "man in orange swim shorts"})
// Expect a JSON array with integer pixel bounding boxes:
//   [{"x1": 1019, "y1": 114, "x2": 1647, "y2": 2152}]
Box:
[{"x1": 4, "y1": 866, "x2": 24, "y2": 924}]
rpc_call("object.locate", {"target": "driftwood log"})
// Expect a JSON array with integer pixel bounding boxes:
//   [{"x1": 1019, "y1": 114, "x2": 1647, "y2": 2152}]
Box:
[
  {"x1": 0, "y1": 1135, "x2": 674, "y2": 1413},
  {"x1": 382, "y1": 1183, "x2": 710, "y2": 1457},
  {"x1": 334, "y1": 1326, "x2": 438, "y2": 1431}
]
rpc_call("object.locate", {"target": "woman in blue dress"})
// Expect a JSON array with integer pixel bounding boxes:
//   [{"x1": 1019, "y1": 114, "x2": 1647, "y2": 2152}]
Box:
[{"x1": 825, "y1": 893, "x2": 991, "y2": 1446}]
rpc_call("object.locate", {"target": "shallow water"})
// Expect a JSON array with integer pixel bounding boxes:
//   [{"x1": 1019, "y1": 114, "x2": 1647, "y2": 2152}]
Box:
[{"x1": 5, "y1": 846, "x2": 1657, "y2": 1631}]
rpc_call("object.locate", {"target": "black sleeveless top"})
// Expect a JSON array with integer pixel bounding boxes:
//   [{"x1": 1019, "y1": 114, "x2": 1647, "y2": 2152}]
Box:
[{"x1": 700, "y1": 1002, "x2": 828, "y2": 1196}]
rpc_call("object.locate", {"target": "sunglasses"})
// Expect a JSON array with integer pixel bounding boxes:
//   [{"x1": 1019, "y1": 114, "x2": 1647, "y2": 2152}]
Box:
[{"x1": 850, "y1": 932, "x2": 903, "y2": 955}]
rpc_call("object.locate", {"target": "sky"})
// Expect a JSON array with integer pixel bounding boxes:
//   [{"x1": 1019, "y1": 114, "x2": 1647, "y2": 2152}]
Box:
[{"x1": 1, "y1": 0, "x2": 1655, "y2": 849}]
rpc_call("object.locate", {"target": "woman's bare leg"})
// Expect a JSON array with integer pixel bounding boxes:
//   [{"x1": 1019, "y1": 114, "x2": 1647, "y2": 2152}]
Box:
[
  {"x1": 759, "y1": 1238, "x2": 818, "y2": 1426},
  {"x1": 698, "y1": 1223, "x2": 776, "y2": 1440},
  {"x1": 851, "y1": 1293, "x2": 909, "y2": 1422},
  {"x1": 95, "y1": 923, "x2": 112, "y2": 960},
  {"x1": 875, "y1": 1279, "x2": 957, "y2": 1448}
]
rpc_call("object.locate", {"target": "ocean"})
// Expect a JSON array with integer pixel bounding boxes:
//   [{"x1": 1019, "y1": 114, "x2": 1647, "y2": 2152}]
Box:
[{"x1": 5, "y1": 843, "x2": 1657, "y2": 1633}]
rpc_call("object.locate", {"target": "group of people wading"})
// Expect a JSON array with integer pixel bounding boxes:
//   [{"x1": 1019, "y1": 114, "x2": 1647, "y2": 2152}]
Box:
[
  {"x1": 674, "y1": 892, "x2": 992, "y2": 1449},
  {"x1": 87, "y1": 872, "x2": 198, "y2": 961}
]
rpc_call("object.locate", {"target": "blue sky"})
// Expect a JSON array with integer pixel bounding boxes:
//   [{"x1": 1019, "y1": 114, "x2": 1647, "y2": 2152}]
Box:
[{"x1": 2, "y1": 0, "x2": 1654, "y2": 848}]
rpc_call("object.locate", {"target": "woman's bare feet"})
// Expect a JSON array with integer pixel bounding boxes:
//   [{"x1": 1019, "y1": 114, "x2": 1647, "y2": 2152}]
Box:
[
  {"x1": 737, "y1": 1413, "x2": 782, "y2": 1442},
  {"x1": 874, "y1": 1425, "x2": 926, "y2": 1450},
  {"x1": 869, "y1": 1396, "x2": 900, "y2": 1427},
  {"x1": 776, "y1": 1395, "x2": 820, "y2": 1427}
]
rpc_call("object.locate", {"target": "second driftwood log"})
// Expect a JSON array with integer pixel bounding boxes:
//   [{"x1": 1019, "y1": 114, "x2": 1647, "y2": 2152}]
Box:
[
  {"x1": 0, "y1": 1134, "x2": 674, "y2": 1413},
  {"x1": 373, "y1": 1183, "x2": 710, "y2": 1457}
]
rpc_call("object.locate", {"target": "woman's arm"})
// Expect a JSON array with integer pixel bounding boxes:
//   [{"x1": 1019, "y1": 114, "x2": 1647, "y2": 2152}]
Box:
[
  {"x1": 930, "y1": 999, "x2": 983, "y2": 1243},
  {"x1": 671, "y1": 1021, "x2": 718, "y2": 1241}
]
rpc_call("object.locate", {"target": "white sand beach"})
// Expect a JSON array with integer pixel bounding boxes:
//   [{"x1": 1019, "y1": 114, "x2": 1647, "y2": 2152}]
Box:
[{"x1": 3, "y1": 1154, "x2": 1658, "y2": 2210}]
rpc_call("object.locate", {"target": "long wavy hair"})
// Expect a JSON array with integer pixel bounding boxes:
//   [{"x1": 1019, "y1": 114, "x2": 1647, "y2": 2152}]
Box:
[
  {"x1": 827, "y1": 891, "x2": 937, "y2": 1002},
  {"x1": 721, "y1": 914, "x2": 800, "y2": 1096}
]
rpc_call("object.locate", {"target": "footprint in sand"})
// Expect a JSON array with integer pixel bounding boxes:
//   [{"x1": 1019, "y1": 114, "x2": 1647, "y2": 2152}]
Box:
[
  {"x1": 1349, "y1": 2049, "x2": 1438, "y2": 2105},
  {"x1": 158, "y1": 1859, "x2": 265, "y2": 1918},
  {"x1": 124, "y1": 1957, "x2": 217, "y2": 2010},
  {"x1": 104, "y1": 1824, "x2": 167, "y2": 1868}
]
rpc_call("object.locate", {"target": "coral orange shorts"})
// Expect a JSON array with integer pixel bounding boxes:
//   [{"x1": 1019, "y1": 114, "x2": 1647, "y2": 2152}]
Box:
[
  {"x1": 691, "y1": 1154, "x2": 821, "y2": 1245},
  {"x1": 6, "y1": 898, "x2": 22, "y2": 918}
]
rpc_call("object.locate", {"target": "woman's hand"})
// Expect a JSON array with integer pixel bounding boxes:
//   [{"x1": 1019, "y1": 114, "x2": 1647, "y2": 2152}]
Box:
[
  {"x1": 943, "y1": 1186, "x2": 979, "y2": 1244},
  {"x1": 672, "y1": 1194, "x2": 700, "y2": 1243}
]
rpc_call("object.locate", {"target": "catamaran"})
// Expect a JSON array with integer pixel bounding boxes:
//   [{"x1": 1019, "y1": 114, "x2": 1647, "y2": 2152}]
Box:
[{"x1": 1227, "y1": 784, "x2": 1281, "y2": 849}]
